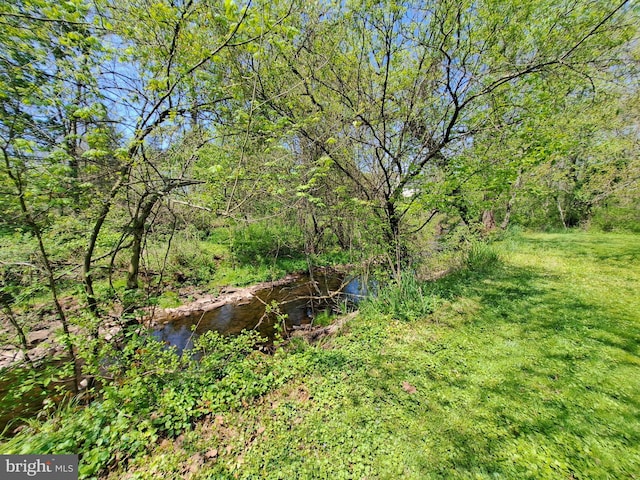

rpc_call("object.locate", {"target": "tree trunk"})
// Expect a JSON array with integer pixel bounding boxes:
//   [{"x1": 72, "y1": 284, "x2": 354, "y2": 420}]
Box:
[
  {"x1": 83, "y1": 164, "x2": 131, "y2": 316},
  {"x1": 501, "y1": 170, "x2": 523, "y2": 229},
  {"x1": 385, "y1": 200, "x2": 403, "y2": 280},
  {"x1": 557, "y1": 195, "x2": 568, "y2": 228},
  {"x1": 123, "y1": 192, "x2": 162, "y2": 320},
  {"x1": 482, "y1": 210, "x2": 496, "y2": 231},
  {"x1": 126, "y1": 219, "x2": 147, "y2": 291}
]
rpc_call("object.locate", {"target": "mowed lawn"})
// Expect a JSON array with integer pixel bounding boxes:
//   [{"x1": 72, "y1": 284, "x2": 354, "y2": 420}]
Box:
[{"x1": 118, "y1": 232, "x2": 640, "y2": 479}]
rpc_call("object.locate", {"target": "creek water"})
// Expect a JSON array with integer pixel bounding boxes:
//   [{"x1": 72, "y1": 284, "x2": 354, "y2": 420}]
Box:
[{"x1": 151, "y1": 271, "x2": 369, "y2": 353}]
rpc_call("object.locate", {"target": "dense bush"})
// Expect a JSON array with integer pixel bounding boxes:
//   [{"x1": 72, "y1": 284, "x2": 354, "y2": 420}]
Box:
[{"x1": 589, "y1": 202, "x2": 640, "y2": 233}]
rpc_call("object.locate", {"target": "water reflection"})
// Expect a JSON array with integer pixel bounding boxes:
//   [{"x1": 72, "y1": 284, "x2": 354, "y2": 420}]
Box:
[{"x1": 152, "y1": 272, "x2": 369, "y2": 354}]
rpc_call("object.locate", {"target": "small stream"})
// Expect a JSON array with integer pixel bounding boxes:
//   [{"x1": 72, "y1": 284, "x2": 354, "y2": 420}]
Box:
[
  {"x1": 151, "y1": 271, "x2": 370, "y2": 353},
  {"x1": 0, "y1": 271, "x2": 372, "y2": 434}
]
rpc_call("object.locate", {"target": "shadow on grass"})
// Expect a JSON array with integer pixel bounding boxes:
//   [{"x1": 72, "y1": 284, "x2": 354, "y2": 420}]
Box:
[{"x1": 301, "y1": 240, "x2": 640, "y2": 477}]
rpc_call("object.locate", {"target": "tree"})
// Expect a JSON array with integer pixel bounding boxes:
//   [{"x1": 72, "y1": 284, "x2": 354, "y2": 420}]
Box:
[
  {"x1": 248, "y1": 0, "x2": 635, "y2": 273},
  {"x1": 78, "y1": 0, "x2": 298, "y2": 317},
  {"x1": 0, "y1": 0, "x2": 115, "y2": 387}
]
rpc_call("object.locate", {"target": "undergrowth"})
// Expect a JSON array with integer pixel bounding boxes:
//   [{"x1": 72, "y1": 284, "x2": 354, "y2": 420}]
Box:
[
  {"x1": 0, "y1": 330, "x2": 311, "y2": 478},
  {"x1": 3, "y1": 232, "x2": 639, "y2": 479}
]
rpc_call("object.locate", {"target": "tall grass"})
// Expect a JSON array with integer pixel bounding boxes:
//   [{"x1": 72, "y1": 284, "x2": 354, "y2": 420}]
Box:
[
  {"x1": 362, "y1": 273, "x2": 439, "y2": 322},
  {"x1": 466, "y1": 241, "x2": 501, "y2": 272},
  {"x1": 360, "y1": 241, "x2": 501, "y2": 322}
]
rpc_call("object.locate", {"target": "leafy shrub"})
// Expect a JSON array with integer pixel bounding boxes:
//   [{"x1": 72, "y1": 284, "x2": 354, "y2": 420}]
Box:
[
  {"x1": 0, "y1": 329, "x2": 281, "y2": 478},
  {"x1": 589, "y1": 202, "x2": 640, "y2": 233},
  {"x1": 163, "y1": 236, "x2": 224, "y2": 284}
]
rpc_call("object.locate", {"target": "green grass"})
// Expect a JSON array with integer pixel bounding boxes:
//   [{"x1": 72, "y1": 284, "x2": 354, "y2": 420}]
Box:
[{"x1": 112, "y1": 231, "x2": 640, "y2": 479}]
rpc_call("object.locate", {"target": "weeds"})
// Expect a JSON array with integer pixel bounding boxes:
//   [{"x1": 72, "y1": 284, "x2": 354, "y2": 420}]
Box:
[{"x1": 466, "y1": 241, "x2": 501, "y2": 272}]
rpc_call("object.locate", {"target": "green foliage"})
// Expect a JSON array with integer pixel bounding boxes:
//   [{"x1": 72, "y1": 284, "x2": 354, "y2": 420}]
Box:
[
  {"x1": 0, "y1": 330, "x2": 282, "y2": 477},
  {"x1": 230, "y1": 221, "x2": 305, "y2": 265},
  {"x1": 5, "y1": 232, "x2": 640, "y2": 480},
  {"x1": 166, "y1": 237, "x2": 223, "y2": 285},
  {"x1": 311, "y1": 309, "x2": 335, "y2": 328},
  {"x1": 0, "y1": 362, "x2": 71, "y2": 436},
  {"x1": 466, "y1": 242, "x2": 501, "y2": 273},
  {"x1": 154, "y1": 290, "x2": 181, "y2": 308},
  {"x1": 0, "y1": 0, "x2": 639, "y2": 474},
  {"x1": 590, "y1": 200, "x2": 640, "y2": 233},
  {"x1": 0, "y1": 233, "x2": 39, "y2": 294}
]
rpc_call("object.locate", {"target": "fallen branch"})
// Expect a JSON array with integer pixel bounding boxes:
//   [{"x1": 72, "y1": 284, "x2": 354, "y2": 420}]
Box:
[{"x1": 290, "y1": 311, "x2": 358, "y2": 343}]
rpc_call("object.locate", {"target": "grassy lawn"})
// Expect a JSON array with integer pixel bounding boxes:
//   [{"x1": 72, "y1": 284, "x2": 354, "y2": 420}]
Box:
[{"x1": 114, "y1": 232, "x2": 640, "y2": 479}]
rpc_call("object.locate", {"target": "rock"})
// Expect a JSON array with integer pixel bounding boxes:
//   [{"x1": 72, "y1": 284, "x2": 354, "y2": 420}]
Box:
[{"x1": 205, "y1": 448, "x2": 218, "y2": 459}]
